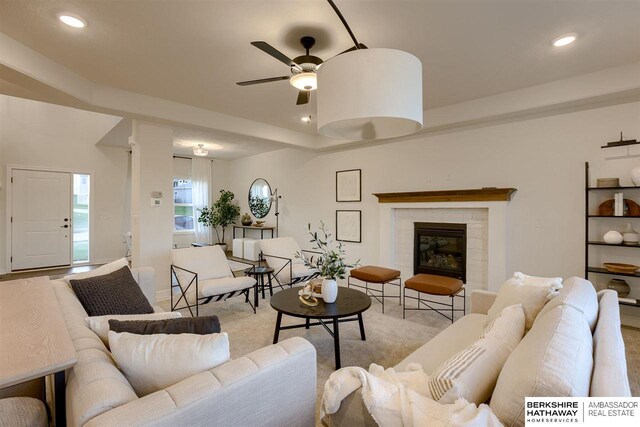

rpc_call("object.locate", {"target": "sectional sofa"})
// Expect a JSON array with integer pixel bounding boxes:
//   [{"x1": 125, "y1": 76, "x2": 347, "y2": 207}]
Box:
[
  {"x1": 51, "y1": 268, "x2": 317, "y2": 427},
  {"x1": 323, "y1": 277, "x2": 631, "y2": 426}
]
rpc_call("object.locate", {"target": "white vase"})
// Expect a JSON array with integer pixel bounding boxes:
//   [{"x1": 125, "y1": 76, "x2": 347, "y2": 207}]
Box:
[
  {"x1": 622, "y1": 223, "x2": 640, "y2": 245},
  {"x1": 632, "y1": 163, "x2": 640, "y2": 186},
  {"x1": 604, "y1": 230, "x2": 624, "y2": 244},
  {"x1": 321, "y1": 278, "x2": 338, "y2": 303}
]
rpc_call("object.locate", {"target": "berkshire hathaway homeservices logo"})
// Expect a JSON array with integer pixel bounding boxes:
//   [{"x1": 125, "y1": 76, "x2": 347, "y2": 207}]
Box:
[{"x1": 525, "y1": 397, "x2": 639, "y2": 426}]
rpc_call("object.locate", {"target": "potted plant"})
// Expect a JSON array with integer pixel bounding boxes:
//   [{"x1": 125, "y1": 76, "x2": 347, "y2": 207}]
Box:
[
  {"x1": 197, "y1": 189, "x2": 240, "y2": 251},
  {"x1": 296, "y1": 222, "x2": 359, "y2": 303}
]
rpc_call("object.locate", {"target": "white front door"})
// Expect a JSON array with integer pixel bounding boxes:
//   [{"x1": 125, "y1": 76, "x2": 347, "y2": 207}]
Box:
[{"x1": 11, "y1": 169, "x2": 72, "y2": 270}]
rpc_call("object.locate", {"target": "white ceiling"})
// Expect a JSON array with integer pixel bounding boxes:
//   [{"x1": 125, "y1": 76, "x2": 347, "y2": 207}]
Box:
[
  {"x1": 1, "y1": 0, "x2": 639, "y2": 138},
  {"x1": 96, "y1": 115, "x2": 289, "y2": 160}
]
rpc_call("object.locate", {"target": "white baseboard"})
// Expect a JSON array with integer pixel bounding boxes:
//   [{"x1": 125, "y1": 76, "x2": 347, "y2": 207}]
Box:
[
  {"x1": 621, "y1": 315, "x2": 640, "y2": 329},
  {"x1": 156, "y1": 289, "x2": 171, "y2": 302}
]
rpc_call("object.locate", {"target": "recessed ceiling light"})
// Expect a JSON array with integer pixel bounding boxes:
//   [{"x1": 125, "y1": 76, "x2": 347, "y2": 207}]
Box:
[
  {"x1": 552, "y1": 34, "x2": 577, "y2": 47},
  {"x1": 58, "y1": 14, "x2": 87, "y2": 28},
  {"x1": 301, "y1": 115, "x2": 312, "y2": 124}
]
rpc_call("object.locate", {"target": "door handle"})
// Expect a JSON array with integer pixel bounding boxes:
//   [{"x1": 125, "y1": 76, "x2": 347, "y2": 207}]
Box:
[
  {"x1": 64, "y1": 218, "x2": 69, "y2": 222},
  {"x1": 60, "y1": 225, "x2": 69, "y2": 228}
]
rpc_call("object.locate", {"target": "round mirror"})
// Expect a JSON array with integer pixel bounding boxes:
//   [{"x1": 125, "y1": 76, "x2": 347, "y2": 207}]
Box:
[{"x1": 248, "y1": 178, "x2": 272, "y2": 219}]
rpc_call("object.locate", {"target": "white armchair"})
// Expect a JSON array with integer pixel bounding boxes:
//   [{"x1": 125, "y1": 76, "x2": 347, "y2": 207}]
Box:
[
  {"x1": 258, "y1": 237, "x2": 320, "y2": 289},
  {"x1": 171, "y1": 245, "x2": 256, "y2": 316}
]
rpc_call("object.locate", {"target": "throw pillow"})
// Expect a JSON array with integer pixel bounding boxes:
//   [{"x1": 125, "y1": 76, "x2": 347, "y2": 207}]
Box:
[
  {"x1": 62, "y1": 258, "x2": 129, "y2": 286},
  {"x1": 490, "y1": 305, "x2": 593, "y2": 426},
  {"x1": 71, "y1": 266, "x2": 154, "y2": 317},
  {"x1": 109, "y1": 315, "x2": 221, "y2": 335},
  {"x1": 428, "y1": 304, "x2": 525, "y2": 404},
  {"x1": 513, "y1": 272, "x2": 563, "y2": 297},
  {"x1": 108, "y1": 331, "x2": 230, "y2": 396},
  {"x1": 486, "y1": 278, "x2": 553, "y2": 331},
  {"x1": 86, "y1": 311, "x2": 183, "y2": 346},
  {"x1": 534, "y1": 277, "x2": 598, "y2": 332}
]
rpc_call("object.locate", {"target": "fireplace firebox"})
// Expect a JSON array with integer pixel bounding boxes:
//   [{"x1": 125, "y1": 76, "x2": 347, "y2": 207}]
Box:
[{"x1": 414, "y1": 222, "x2": 466, "y2": 282}]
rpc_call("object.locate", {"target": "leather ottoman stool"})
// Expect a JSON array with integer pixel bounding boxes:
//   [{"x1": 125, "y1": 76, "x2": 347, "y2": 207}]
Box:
[
  {"x1": 403, "y1": 274, "x2": 465, "y2": 323},
  {"x1": 348, "y1": 265, "x2": 401, "y2": 313}
]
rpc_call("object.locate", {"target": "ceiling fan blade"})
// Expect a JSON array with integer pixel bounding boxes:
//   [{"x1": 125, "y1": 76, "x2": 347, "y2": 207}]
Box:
[
  {"x1": 251, "y1": 41, "x2": 300, "y2": 69},
  {"x1": 296, "y1": 90, "x2": 310, "y2": 105},
  {"x1": 236, "y1": 76, "x2": 290, "y2": 86}
]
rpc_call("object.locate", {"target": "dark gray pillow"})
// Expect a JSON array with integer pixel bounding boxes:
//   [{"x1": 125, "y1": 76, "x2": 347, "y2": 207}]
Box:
[
  {"x1": 71, "y1": 266, "x2": 154, "y2": 316},
  {"x1": 108, "y1": 315, "x2": 221, "y2": 335}
]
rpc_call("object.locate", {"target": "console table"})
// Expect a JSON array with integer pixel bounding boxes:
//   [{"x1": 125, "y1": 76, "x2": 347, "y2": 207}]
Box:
[
  {"x1": 232, "y1": 225, "x2": 275, "y2": 239},
  {"x1": 0, "y1": 277, "x2": 77, "y2": 426}
]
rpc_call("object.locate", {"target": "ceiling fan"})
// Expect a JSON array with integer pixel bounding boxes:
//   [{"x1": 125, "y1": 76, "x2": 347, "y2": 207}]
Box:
[{"x1": 236, "y1": 0, "x2": 367, "y2": 106}]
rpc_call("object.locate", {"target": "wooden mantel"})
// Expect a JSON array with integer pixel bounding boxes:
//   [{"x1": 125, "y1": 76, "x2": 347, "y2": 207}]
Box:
[{"x1": 373, "y1": 188, "x2": 517, "y2": 203}]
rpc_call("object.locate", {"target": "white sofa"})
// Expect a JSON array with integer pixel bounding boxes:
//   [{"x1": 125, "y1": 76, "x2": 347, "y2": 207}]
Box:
[
  {"x1": 323, "y1": 277, "x2": 631, "y2": 426},
  {"x1": 52, "y1": 268, "x2": 317, "y2": 427}
]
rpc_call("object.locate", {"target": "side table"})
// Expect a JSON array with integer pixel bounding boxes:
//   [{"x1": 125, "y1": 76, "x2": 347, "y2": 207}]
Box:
[
  {"x1": 244, "y1": 266, "x2": 275, "y2": 307},
  {"x1": 0, "y1": 277, "x2": 77, "y2": 426}
]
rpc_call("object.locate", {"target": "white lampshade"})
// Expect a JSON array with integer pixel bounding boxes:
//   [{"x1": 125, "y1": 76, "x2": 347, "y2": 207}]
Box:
[{"x1": 317, "y1": 48, "x2": 423, "y2": 140}]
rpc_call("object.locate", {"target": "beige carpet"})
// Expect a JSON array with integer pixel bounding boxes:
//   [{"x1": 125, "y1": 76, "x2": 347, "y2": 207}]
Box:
[
  {"x1": 159, "y1": 287, "x2": 452, "y2": 422},
  {"x1": 160, "y1": 287, "x2": 640, "y2": 424},
  {"x1": 622, "y1": 326, "x2": 640, "y2": 396}
]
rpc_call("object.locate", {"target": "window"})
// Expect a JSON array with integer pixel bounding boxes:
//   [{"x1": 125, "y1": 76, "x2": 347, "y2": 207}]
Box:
[
  {"x1": 174, "y1": 178, "x2": 195, "y2": 232},
  {"x1": 73, "y1": 174, "x2": 90, "y2": 263}
]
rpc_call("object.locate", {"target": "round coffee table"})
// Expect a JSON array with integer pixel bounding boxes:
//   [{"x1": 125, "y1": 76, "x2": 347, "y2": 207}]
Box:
[{"x1": 270, "y1": 287, "x2": 371, "y2": 369}]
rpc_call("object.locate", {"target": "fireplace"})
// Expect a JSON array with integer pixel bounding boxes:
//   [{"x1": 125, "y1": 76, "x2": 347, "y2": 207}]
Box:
[{"x1": 414, "y1": 222, "x2": 467, "y2": 282}]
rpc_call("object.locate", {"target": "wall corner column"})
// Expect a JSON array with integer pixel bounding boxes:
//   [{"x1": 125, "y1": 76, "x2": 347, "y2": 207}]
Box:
[{"x1": 130, "y1": 120, "x2": 174, "y2": 302}]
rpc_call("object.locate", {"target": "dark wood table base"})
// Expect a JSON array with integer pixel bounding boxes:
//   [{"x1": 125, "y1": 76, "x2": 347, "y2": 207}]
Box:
[{"x1": 272, "y1": 312, "x2": 366, "y2": 369}]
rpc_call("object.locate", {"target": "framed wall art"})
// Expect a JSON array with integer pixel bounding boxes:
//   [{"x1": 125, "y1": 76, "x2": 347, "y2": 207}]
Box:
[
  {"x1": 336, "y1": 169, "x2": 361, "y2": 202},
  {"x1": 336, "y1": 210, "x2": 362, "y2": 243}
]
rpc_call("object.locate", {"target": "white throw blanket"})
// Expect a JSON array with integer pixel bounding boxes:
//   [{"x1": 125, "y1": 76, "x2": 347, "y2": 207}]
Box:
[{"x1": 322, "y1": 363, "x2": 502, "y2": 427}]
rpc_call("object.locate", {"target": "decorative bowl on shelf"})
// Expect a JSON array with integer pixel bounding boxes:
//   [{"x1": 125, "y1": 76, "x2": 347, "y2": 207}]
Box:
[
  {"x1": 603, "y1": 263, "x2": 639, "y2": 274},
  {"x1": 254, "y1": 221, "x2": 266, "y2": 227}
]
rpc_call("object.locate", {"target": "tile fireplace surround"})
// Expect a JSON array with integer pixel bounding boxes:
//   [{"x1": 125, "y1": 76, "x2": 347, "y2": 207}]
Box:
[{"x1": 378, "y1": 201, "x2": 510, "y2": 293}]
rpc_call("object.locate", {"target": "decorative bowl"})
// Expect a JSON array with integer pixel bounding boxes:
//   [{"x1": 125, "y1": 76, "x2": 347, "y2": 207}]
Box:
[
  {"x1": 254, "y1": 221, "x2": 265, "y2": 227},
  {"x1": 603, "y1": 263, "x2": 639, "y2": 274}
]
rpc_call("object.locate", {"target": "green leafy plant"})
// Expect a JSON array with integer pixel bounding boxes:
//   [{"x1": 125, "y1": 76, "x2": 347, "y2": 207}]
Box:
[
  {"x1": 296, "y1": 222, "x2": 359, "y2": 280},
  {"x1": 197, "y1": 190, "x2": 240, "y2": 246}
]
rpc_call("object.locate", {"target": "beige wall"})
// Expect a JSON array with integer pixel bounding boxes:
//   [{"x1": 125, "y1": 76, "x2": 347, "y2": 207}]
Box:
[
  {"x1": 226, "y1": 102, "x2": 640, "y2": 321},
  {"x1": 0, "y1": 95, "x2": 127, "y2": 273}
]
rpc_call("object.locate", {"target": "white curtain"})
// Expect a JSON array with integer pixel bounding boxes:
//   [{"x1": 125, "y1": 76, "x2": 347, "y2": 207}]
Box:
[{"x1": 191, "y1": 157, "x2": 211, "y2": 244}]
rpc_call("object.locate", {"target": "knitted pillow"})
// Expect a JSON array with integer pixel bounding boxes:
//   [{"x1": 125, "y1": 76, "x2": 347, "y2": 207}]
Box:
[
  {"x1": 109, "y1": 315, "x2": 221, "y2": 335},
  {"x1": 71, "y1": 266, "x2": 154, "y2": 316}
]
